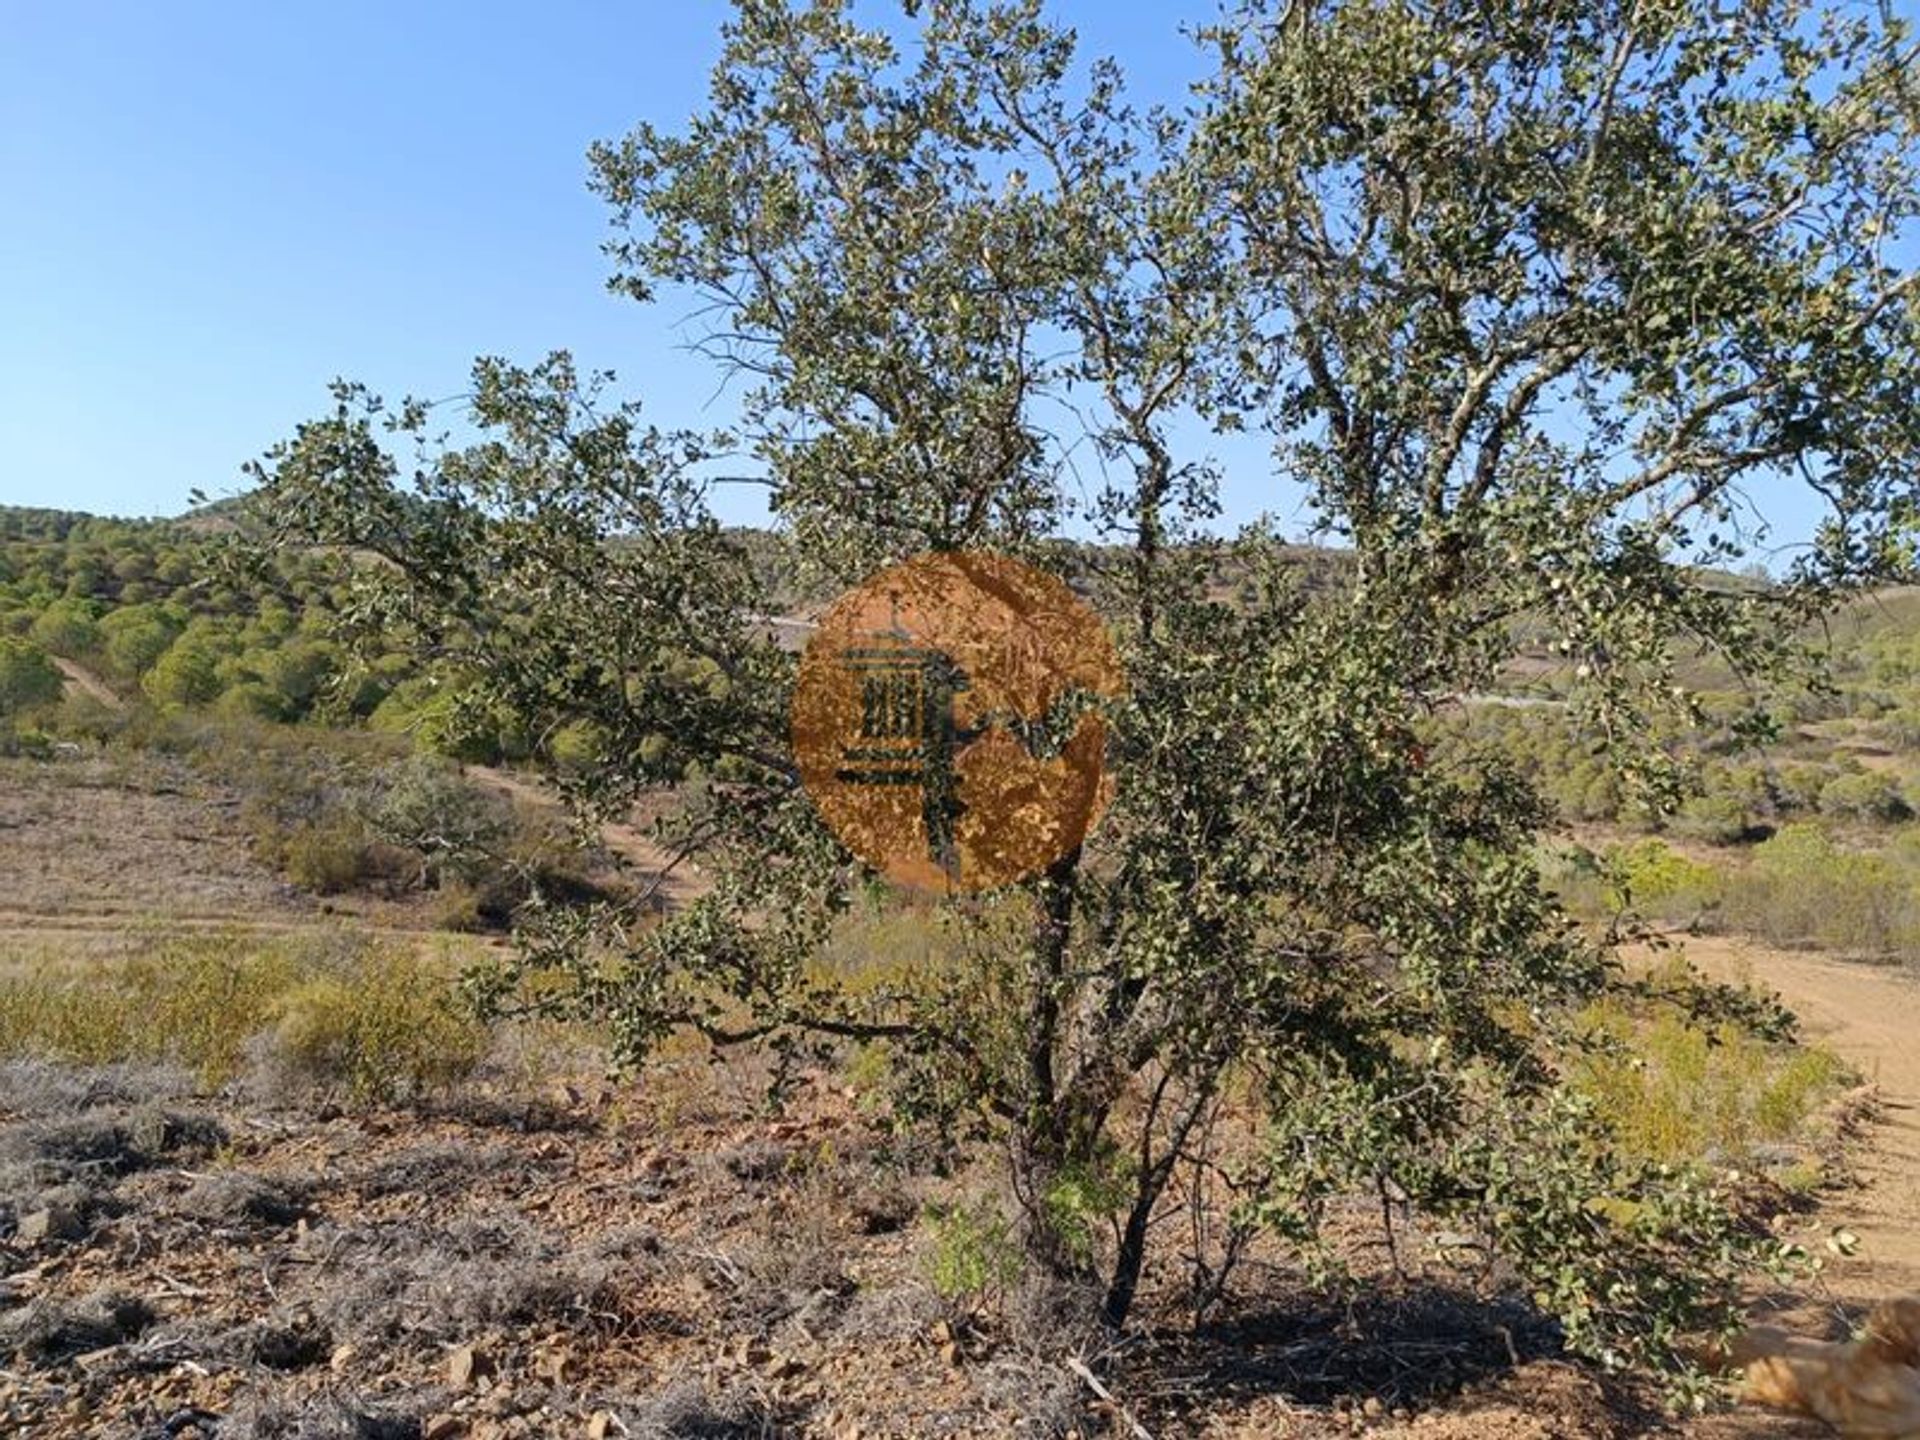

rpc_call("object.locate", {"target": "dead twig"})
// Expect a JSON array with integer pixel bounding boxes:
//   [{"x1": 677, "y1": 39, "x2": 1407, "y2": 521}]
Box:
[{"x1": 1067, "y1": 1355, "x2": 1157, "y2": 1440}]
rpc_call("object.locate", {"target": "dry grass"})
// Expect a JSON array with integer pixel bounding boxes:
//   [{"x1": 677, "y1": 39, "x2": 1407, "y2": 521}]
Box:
[
  {"x1": 0, "y1": 751, "x2": 297, "y2": 921},
  {"x1": 0, "y1": 930, "x2": 489, "y2": 1099},
  {"x1": 1566, "y1": 961, "x2": 1853, "y2": 1170}
]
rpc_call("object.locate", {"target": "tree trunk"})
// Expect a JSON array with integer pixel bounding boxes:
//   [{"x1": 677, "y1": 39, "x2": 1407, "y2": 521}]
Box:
[
  {"x1": 1013, "y1": 847, "x2": 1086, "y2": 1278},
  {"x1": 1102, "y1": 1186, "x2": 1157, "y2": 1329}
]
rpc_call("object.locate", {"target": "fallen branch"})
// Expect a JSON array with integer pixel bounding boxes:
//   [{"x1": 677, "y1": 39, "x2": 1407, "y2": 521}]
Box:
[{"x1": 1067, "y1": 1355, "x2": 1157, "y2": 1440}]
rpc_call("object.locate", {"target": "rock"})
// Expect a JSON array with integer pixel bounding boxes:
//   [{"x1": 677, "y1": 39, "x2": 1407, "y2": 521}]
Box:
[
  {"x1": 330, "y1": 1342, "x2": 358, "y2": 1374},
  {"x1": 586, "y1": 1412, "x2": 614, "y2": 1440},
  {"x1": 939, "y1": 1341, "x2": 961, "y2": 1367},
  {"x1": 727, "y1": 1335, "x2": 772, "y2": 1367},
  {"x1": 536, "y1": 1347, "x2": 570, "y2": 1383},
  {"x1": 448, "y1": 1343, "x2": 493, "y2": 1390},
  {"x1": 16, "y1": 1205, "x2": 82, "y2": 1245},
  {"x1": 1362, "y1": 1396, "x2": 1385, "y2": 1419},
  {"x1": 423, "y1": 1417, "x2": 464, "y2": 1440}
]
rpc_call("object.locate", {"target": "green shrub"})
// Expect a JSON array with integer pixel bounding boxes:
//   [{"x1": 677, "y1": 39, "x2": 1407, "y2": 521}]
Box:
[
  {"x1": 260, "y1": 641, "x2": 338, "y2": 718},
  {"x1": 1720, "y1": 824, "x2": 1920, "y2": 956},
  {"x1": 279, "y1": 820, "x2": 379, "y2": 894},
  {"x1": 1573, "y1": 839, "x2": 1724, "y2": 926},
  {"x1": 267, "y1": 952, "x2": 485, "y2": 1102},
  {"x1": 27, "y1": 598, "x2": 100, "y2": 658},
  {"x1": 547, "y1": 720, "x2": 608, "y2": 773},
  {"x1": 1817, "y1": 771, "x2": 1911, "y2": 823},
  {"x1": 923, "y1": 1199, "x2": 1024, "y2": 1301},
  {"x1": 0, "y1": 933, "x2": 302, "y2": 1085},
  {"x1": 100, "y1": 605, "x2": 183, "y2": 678},
  {"x1": 367, "y1": 756, "x2": 511, "y2": 885},
  {"x1": 1669, "y1": 792, "x2": 1753, "y2": 846},
  {"x1": 0, "y1": 637, "x2": 63, "y2": 717},
  {"x1": 0, "y1": 932, "x2": 486, "y2": 1100},
  {"x1": 143, "y1": 638, "x2": 223, "y2": 707},
  {"x1": 214, "y1": 680, "x2": 290, "y2": 723},
  {"x1": 1569, "y1": 993, "x2": 1850, "y2": 1167}
]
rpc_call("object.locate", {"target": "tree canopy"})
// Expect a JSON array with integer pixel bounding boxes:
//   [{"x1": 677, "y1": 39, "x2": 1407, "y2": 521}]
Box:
[{"x1": 247, "y1": 0, "x2": 1920, "y2": 1392}]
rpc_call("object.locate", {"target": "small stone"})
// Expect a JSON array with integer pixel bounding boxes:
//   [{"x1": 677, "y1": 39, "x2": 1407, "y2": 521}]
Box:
[
  {"x1": 448, "y1": 1343, "x2": 493, "y2": 1390},
  {"x1": 1362, "y1": 1397, "x2": 1385, "y2": 1418},
  {"x1": 939, "y1": 1341, "x2": 961, "y2": 1367},
  {"x1": 586, "y1": 1413, "x2": 614, "y2": 1440},
  {"x1": 536, "y1": 1347, "x2": 570, "y2": 1383},
  {"x1": 728, "y1": 1336, "x2": 771, "y2": 1367},
  {"x1": 424, "y1": 1417, "x2": 464, "y2": 1440},
  {"x1": 482, "y1": 1389, "x2": 516, "y2": 1418},
  {"x1": 330, "y1": 1343, "x2": 358, "y2": 1374},
  {"x1": 16, "y1": 1205, "x2": 81, "y2": 1245}
]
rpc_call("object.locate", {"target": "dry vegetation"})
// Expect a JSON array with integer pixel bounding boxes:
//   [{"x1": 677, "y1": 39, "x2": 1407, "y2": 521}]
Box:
[
  {"x1": 0, "y1": 744, "x2": 1866, "y2": 1437},
  {"x1": 0, "y1": 675, "x2": 1887, "y2": 1438}
]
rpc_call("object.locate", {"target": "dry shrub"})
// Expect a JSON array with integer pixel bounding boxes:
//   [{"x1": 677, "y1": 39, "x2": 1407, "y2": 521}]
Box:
[
  {"x1": 343, "y1": 1139, "x2": 520, "y2": 1199},
  {"x1": 974, "y1": 1355, "x2": 1087, "y2": 1438},
  {"x1": 301, "y1": 1214, "x2": 635, "y2": 1348},
  {"x1": 0, "y1": 1105, "x2": 227, "y2": 1175},
  {"x1": 278, "y1": 819, "x2": 383, "y2": 894},
  {"x1": 0, "y1": 1289, "x2": 154, "y2": 1364},
  {"x1": 0, "y1": 1058, "x2": 194, "y2": 1117},
  {"x1": 620, "y1": 1377, "x2": 784, "y2": 1439},
  {"x1": 0, "y1": 1104, "x2": 226, "y2": 1241},
  {"x1": 176, "y1": 1170, "x2": 311, "y2": 1227},
  {"x1": 148, "y1": 1311, "x2": 336, "y2": 1373},
  {"x1": 829, "y1": 1278, "x2": 948, "y2": 1344},
  {"x1": 212, "y1": 1387, "x2": 432, "y2": 1440},
  {"x1": 260, "y1": 949, "x2": 486, "y2": 1104}
]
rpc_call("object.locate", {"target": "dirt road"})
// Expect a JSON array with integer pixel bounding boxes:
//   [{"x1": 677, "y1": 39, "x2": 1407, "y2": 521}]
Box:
[
  {"x1": 52, "y1": 656, "x2": 122, "y2": 709},
  {"x1": 464, "y1": 764, "x2": 708, "y2": 909},
  {"x1": 1677, "y1": 933, "x2": 1920, "y2": 1303}
]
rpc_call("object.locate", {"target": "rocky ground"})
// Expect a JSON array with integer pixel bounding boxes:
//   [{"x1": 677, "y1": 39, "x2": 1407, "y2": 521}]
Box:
[
  {"x1": 0, "y1": 1044, "x2": 1853, "y2": 1440},
  {"x1": 0, "y1": 749, "x2": 1900, "y2": 1438}
]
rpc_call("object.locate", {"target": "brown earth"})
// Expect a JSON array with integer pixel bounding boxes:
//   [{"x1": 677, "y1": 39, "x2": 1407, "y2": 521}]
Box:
[
  {"x1": 50, "y1": 660, "x2": 122, "y2": 713},
  {"x1": 4, "y1": 736, "x2": 1918, "y2": 1435},
  {"x1": 1673, "y1": 934, "x2": 1920, "y2": 1307}
]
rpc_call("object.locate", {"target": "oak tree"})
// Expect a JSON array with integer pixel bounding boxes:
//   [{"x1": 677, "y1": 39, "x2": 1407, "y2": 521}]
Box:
[{"x1": 249, "y1": 0, "x2": 1919, "y2": 1387}]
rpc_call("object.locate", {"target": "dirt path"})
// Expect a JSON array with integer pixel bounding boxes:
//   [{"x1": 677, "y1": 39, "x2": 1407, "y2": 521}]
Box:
[
  {"x1": 52, "y1": 656, "x2": 123, "y2": 710},
  {"x1": 1674, "y1": 933, "x2": 1920, "y2": 1304},
  {"x1": 464, "y1": 764, "x2": 708, "y2": 909}
]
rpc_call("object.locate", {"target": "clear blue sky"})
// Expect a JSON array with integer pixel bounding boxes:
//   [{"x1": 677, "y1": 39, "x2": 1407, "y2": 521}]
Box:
[
  {"x1": 2, "y1": 1, "x2": 1257, "y2": 529},
  {"x1": 1, "y1": 2, "x2": 1905, "y2": 557}
]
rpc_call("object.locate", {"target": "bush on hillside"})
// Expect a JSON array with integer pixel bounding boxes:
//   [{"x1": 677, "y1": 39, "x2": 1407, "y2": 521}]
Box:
[{"x1": 0, "y1": 638, "x2": 63, "y2": 718}]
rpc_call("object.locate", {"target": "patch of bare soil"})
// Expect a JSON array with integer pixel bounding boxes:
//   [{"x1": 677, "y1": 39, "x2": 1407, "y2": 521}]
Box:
[
  {"x1": 1671, "y1": 934, "x2": 1920, "y2": 1307},
  {"x1": 0, "y1": 1062, "x2": 1033, "y2": 1438},
  {"x1": 462, "y1": 767, "x2": 705, "y2": 911},
  {"x1": 50, "y1": 662, "x2": 122, "y2": 714},
  {"x1": 0, "y1": 754, "x2": 305, "y2": 929},
  {"x1": 0, "y1": 1047, "x2": 1821, "y2": 1440},
  {"x1": 0, "y1": 752, "x2": 492, "y2": 947}
]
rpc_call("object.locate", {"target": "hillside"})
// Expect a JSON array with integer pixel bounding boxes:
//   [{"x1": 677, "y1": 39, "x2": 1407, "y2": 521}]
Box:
[{"x1": 4, "y1": 501, "x2": 1920, "y2": 1437}]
